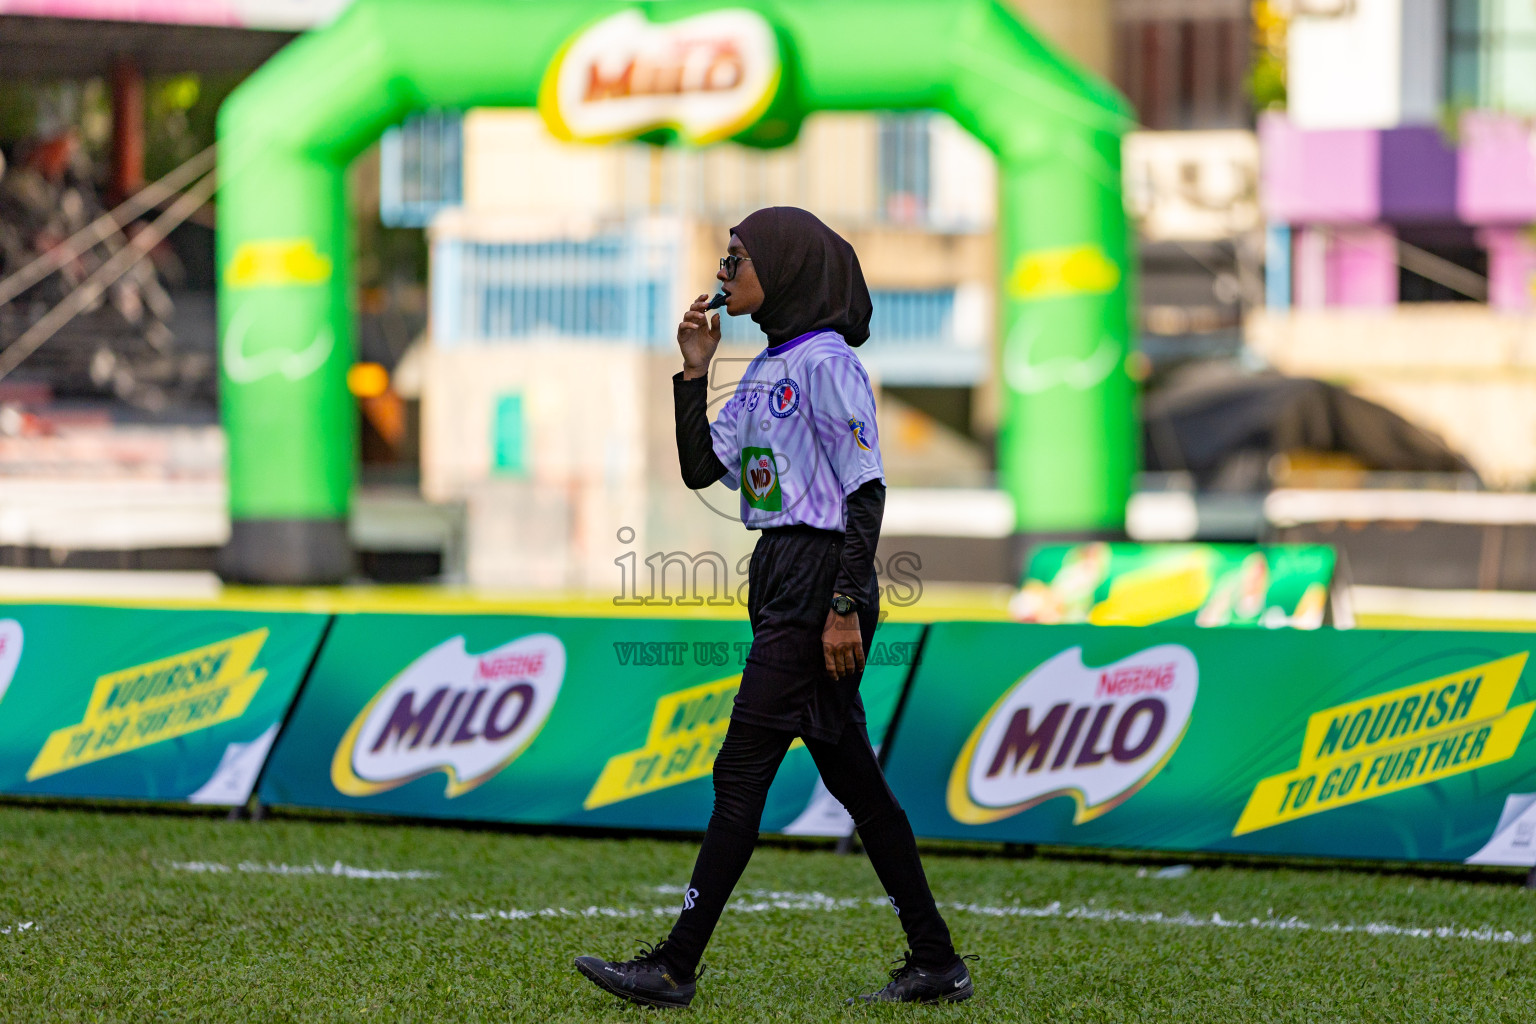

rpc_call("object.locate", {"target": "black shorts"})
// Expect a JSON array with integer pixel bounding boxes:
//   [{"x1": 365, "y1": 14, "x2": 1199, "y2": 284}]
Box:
[{"x1": 731, "y1": 524, "x2": 880, "y2": 744}]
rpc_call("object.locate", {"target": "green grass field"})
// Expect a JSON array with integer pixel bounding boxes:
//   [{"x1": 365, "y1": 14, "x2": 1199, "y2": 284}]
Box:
[{"x1": 2, "y1": 805, "x2": 1535, "y2": 1022}]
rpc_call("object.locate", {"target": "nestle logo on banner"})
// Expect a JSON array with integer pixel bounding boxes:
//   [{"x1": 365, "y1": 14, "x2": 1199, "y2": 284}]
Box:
[
  {"x1": 331, "y1": 634, "x2": 565, "y2": 799},
  {"x1": 1096, "y1": 663, "x2": 1177, "y2": 698},
  {"x1": 539, "y1": 8, "x2": 782, "y2": 145},
  {"x1": 476, "y1": 652, "x2": 546, "y2": 679},
  {"x1": 947, "y1": 645, "x2": 1198, "y2": 826}
]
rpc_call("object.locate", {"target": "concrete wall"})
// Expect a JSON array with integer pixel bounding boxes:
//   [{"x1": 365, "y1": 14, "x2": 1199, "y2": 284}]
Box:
[
  {"x1": 1249, "y1": 306, "x2": 1536, "y2": 487},
  {"x1": 422, "y1": 342, "x2": 772, "y2": 591}
]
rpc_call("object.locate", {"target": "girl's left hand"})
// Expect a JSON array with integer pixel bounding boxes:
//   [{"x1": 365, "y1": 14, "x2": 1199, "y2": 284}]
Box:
[{"x1": 822, "y1": 609, "x2": 865, "y2": 680}]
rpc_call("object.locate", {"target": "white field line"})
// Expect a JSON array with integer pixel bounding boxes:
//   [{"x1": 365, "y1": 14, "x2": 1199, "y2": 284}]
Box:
[
  {"x1": 0, "y1": 921, "x2": 34, "y2": 935},
  {"x1": 948, "y1": 899, "x2": 1533, "y2": 944},
  {"x1": 451, "y1": 885, "x2": 1532, "y2": 945},
  {"x1": 168, "y1": 860, "x2": 439, "y2": 880}
]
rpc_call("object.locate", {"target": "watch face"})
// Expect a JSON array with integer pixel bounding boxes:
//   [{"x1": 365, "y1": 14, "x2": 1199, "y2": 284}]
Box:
[{"x1": 832, "y1": 596, "x2": 855, "y2": 615}]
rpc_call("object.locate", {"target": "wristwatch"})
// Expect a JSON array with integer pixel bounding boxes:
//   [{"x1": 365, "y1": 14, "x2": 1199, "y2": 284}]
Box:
[{"x1": 830, "y1": 593, "x2": 858, "y2": 616}]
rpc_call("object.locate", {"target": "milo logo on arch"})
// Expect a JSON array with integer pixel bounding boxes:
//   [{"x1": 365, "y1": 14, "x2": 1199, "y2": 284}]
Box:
[
  {"x1": 331, "y1": 633, "x2": 565, "y2": 798},
  {"x1": 740, "y1": 445, "x2": 782, "y2": 511},
  {"x1": 947, "y1": 645, "x2": 1198, "y2": 825}
]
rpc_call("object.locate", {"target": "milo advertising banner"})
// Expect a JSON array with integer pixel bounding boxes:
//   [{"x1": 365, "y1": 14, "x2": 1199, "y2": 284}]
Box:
[
  {"x1": 1010, "y1": 543, "x2": 1336, "y2": 628},
  {"x1": 887, "y1": 623, "x2": 1536, "y2": 865},
  {"x1": 258, "y1": 614, "x2": 918, "y2": 834},
  {"x1": 0, "y1": 604, "x2": 328, "y2": 805}
]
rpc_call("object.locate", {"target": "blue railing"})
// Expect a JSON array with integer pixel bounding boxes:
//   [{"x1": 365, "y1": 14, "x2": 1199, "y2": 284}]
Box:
[{"x1": 431, "y1": 235, "x2": 676, "y2": 347}]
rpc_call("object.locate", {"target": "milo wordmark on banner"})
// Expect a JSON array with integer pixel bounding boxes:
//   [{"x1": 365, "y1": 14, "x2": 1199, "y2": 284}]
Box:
[
  {"x1": 260, "y1": 614, "x2": 918, "y2": 836},
  {"x1": 0, "y1": 605, "x2": 328, "y2": 805},
  {"x1": 946, "y1": 645, "x2": 1197, "y2": 826},
  {"x1": 330, "y1": 633, "x2": 565, "y2": 798},
  {"x1": 886, "y1": 623, "x2": 1536, "y2": 865}
]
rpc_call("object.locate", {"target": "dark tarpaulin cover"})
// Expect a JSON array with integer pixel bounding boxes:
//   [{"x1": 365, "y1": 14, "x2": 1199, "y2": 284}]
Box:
[{"x1": 1143, "y1": 363, "x2": 1478, "y2": 490}]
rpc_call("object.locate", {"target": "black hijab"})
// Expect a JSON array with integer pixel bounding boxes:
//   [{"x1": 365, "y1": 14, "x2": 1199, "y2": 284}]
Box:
[{"x1": 730, "y1": 207, "x2": 873, "y2": 348}]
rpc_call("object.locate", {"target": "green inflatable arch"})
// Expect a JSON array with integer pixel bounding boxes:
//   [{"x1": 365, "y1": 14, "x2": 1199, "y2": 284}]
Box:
[{"x1": 216, "y1": 0, "x2": 1135, "y2": 584}]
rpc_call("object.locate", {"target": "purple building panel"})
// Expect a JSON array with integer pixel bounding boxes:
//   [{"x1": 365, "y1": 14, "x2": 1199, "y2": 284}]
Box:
[
  {"x1": 1459, "y1": 112, "x2": 1536, "y2": 224},
  {"x1": 1262, "y1": 114, "x2": 1536, "y2": 309},
  {"x1": 1379, "y1": 127, "x2": 1458, "y2": 222},
  {"x1": 1263, "y1": 114, "x2": 1463, "y2": 225},
  {"x1": 1261, "y1": 112, "x2": 1379, "y2": 223}
]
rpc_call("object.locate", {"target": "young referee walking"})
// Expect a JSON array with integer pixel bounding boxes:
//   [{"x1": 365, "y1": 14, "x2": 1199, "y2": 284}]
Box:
[{"x1": 574, "y1": 207, "x2": 972, "y2": 1009}]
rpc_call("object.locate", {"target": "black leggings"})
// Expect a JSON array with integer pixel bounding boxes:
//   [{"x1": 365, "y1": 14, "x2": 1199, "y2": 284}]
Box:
[
  {"x1": 713, "y1": 714, "x2": 897, "y2": 831},
  {"x1": 660, "y1": 717, "x2": 956, "y2": 975}
]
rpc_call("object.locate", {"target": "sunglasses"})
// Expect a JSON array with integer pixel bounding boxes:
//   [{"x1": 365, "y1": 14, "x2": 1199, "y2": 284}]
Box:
[{"x1": 718, "y1": 254, "x2": 753, "y2": 281}]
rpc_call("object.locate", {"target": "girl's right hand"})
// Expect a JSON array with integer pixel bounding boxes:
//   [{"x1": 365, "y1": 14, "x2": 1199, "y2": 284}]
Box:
[{"x1": 678, "y1": 293, "x2": 721, "y2": 380}]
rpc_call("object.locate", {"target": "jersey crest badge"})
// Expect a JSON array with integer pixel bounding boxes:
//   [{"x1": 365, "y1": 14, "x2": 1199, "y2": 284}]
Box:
[
  {"x1": 740, "y1": 446, "x2": 783, "y2": 511},
  {"x1": 768, "y1": 378, "x2": 800, "y2": 418},
  {"x1": 847, "y1": 417, "x2": 872, "y2": 452}
]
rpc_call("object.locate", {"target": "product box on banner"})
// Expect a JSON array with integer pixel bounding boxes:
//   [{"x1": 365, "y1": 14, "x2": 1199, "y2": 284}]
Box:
[
  {"x1": 258, "y1": 614, "x2": 919, "y2": 834},
  {"x1": 0, "y1": 605, "x2": 329, "y2": 805},
  {"x1": 886, "y1": 623, "x2": 1536, "y2": 866},
  {"x1": 1013, "y1": 543, "x2": 1336, "y2": 628}
]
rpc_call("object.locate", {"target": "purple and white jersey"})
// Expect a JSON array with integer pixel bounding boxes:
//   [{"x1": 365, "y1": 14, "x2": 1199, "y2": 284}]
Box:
[{"x1": 709, "y1": 329, "x2": 884, "y2": 531}]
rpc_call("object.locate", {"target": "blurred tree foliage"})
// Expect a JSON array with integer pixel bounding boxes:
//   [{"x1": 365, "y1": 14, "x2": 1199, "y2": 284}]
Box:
[
  {"x1": 0, "y1": 73, "x2": 243, "y2": 180},
  {"x1": 1249, "y1": 0, "x2": 1287, "y2": 111},
  {"x1": 145, "y1": 73, "x2": 243, "y2": 181},
  {"x1": 0, "y1": 81, "x2": 42, "y2": 144}
]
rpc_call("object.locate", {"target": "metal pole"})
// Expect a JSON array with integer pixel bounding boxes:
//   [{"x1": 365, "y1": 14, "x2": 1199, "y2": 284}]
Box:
[{"x1": 0, "y1": 170, "x2": 218, "y2": 383}]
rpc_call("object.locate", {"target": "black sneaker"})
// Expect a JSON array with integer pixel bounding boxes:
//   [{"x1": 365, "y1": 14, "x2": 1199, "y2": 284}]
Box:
[
  {"x1": 573, "y1": 940, "x2": 698, "y2": 1009},
  {"x1": 847, "y1": 951, "x2": 977, "y2": 1004}
]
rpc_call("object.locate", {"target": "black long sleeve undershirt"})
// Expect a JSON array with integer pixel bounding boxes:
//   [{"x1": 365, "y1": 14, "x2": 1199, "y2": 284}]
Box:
[
  {"x1": 673, "y1": 369, "x2": 885, "y2": 608},
  {"x1": 836, "y1": 479, "x2": 884, "y2": 608},
  {"x1": 673, "y1": 371, "x2": 728, "y2": 489}
]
